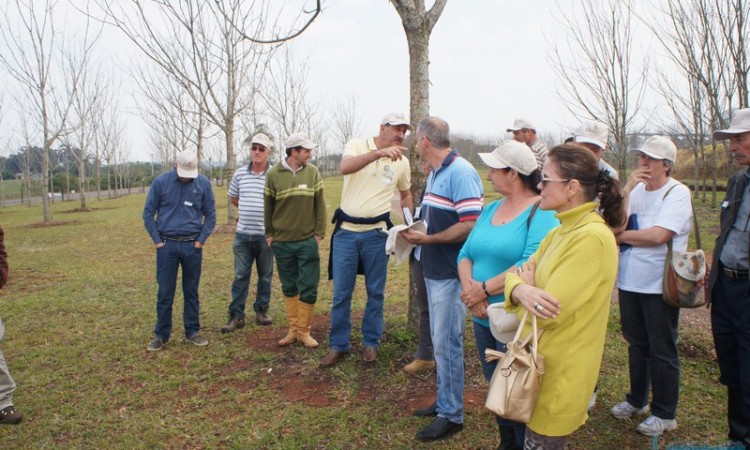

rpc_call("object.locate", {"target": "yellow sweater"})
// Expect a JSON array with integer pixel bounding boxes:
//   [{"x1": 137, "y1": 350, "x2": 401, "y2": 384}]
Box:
[{"x1": 505, "y1": 202, "x2": 617, "y2": 437}]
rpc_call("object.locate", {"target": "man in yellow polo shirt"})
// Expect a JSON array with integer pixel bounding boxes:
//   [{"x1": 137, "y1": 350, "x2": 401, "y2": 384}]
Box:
[{"x1": 320, "y1": 113, "x2": 414, "y2": 368}]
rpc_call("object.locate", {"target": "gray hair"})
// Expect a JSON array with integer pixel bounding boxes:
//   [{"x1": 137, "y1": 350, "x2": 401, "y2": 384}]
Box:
[{"x1": 417, "y1": 116, "x2": 451, "y2": 148}]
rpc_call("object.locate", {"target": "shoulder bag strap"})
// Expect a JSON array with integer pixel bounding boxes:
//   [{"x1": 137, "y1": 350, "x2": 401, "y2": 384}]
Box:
[
  {"x1": 662, "y1": 183, "x2": 702, "y2": 250},
  {"x1": 526, "y1": 199, "x2": 541, "y2": 230}
]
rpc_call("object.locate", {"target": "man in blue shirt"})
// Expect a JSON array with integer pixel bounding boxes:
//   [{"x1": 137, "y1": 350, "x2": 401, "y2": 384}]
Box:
[
  {"x1": 402, "y1": 116, "x2": 483, "y2": 442},
  {"x1": 143, "y1": 151, "x2": 217, "y2": 351}
]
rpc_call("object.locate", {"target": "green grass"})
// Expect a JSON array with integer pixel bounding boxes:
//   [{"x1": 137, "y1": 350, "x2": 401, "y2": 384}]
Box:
[{"x1": 0, "y1": 174, "x2": 729, "y2": 449}]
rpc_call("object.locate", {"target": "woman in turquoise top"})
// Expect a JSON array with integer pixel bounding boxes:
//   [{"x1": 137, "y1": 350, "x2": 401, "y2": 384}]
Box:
[{"x1": 457, "y1": 141, "x2": 559, "y2": 450}]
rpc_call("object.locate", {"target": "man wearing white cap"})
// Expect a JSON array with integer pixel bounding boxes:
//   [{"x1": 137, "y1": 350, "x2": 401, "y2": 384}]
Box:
[
  {"x1": 221, "y1": 133, "x2": 275, "y2": 334},
  {"x1": 264, "y1": 132, "x2": 326, "y2": 349},
  {"x1": 507, "y1": 118, "x2": 547, "y2": 169},
  {"x1": 143, "y1": 151, "x2": 217, "y2": 351},
  {"x1": 572, "y1": 120, "x2": 619, "y2": 179},
  {"x1": 320, "y1": 113, "x2": 413, "y2": 368},
  {"x1": 709, "y1": 108, "x2": 750, "y2": 448},
  {"x1": 612, "y1": 136, "x2": 692, "y2": 436}
]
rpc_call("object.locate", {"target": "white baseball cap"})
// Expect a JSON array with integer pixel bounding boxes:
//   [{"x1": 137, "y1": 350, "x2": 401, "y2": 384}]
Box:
[
  {"x1": 284, "y1": 132, "x2": 318, "y2": 150},
  {"x1": 175, "y1": 151, "x2": 199, "y2": 178},
  {"x1": 713, "y1": 108, "x2": 750, "y2": 140},
  {"x1": 573, "y1": 120, "x2": 609, "y2": 149},
  {"x1": 381, "y1": 112, "x2": 413, "y2": 131},
  {"x1": 506, "y1": 118, "x2": 536, "y2": 132},
  {"x1": 478, "y1": 140, "x2": 538, "y2": 176},
  {"x1": 250, "y1": 133, "x2": 272, "y2": 150},
  {"x1": 629, "y1": 135, "x2": 677, "y2": 161}
]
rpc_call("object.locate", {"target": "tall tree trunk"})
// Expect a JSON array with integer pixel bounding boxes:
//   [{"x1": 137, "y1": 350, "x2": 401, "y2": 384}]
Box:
[
  {"x1": 42, "y1": 141, "x2": 52, "y2": 222},
  {"x1": 390, "y1": 0, "x2": 448, "y2": 335},
  {"x1": 225, "y1": 117, "x2": 236, "y2": 224},
  {"x1": 78, "y1": 152, "x2": 87, "y2": 209}
]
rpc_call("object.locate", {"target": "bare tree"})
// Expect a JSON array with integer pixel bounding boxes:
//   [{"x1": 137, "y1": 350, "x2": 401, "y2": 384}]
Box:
[
  {"x1": 550, "y1": 0, "x2": 648, "y2": 177},
  {"x1": 389, "y1": 0, "x2": 448, "y2": 334},
  {"x1": 135, "y1": 63, "x2": 211, "y2": 167},
  {"x1": 95, "y1": 0, "x2": 282, "y2": 222},
  {"x1": 720, "y1": 0, "x2": 750, "y2": 108},
  {"x1": 644, "y1": 0, "x2": 750, "y2": 204},
  {"x1": 390, "y1": 0, "x2": 448, "y2": 194},
  {"x1": 70, "y1": 58, "x2": 113, "y2": 210},
  {"x1": 261, "y1": 46, "x2": 318, "y2": 144},
  {"x1": 0, "y1": 0, "x2": 100, "y2": 222},
  {"x1": 215, "y1": 0, "x2": 322, "y2": 44},
  {"x1": 96, "y1": 103, "x2": 125, "y2": 198},
  {"x1": 330, "y1": 93, "x2": 365, "y2": 152},
  {"x1": 0, "y1": 97, "x2": 6, "y2": 207}
]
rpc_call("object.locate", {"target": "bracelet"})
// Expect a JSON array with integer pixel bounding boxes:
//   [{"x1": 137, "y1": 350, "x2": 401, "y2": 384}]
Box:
[{"x1": 482, "y1": 281, "x2": 491, "y2": 298}]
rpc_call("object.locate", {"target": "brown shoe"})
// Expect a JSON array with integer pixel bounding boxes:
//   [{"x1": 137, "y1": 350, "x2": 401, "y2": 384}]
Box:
[
  {"x1": 403, "y1": 359, "x2": 436, "y2": 374},
  {"x1": 362, "y1": 346, "x2": 377, "y2": 363},
  {"x1": 255, "y1": 312, "x2": 272, "y2": 326},
  {"x1": 0, "y1": 406, "x2": 22, "y2": 425},
  {"x1": 221, "y1": 316, "x2": 245, "y2": 333},
  {"x1": 319, "y1": 350, "x2": 349, "y2": 368}
]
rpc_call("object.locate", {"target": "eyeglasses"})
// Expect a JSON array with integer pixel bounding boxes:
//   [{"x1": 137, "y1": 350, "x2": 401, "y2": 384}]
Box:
[
  {"x1": 540, "y1": 174, "x2": 570, "y2": 188},
  {"x1": 251, "y1": 145, "x2": 267, "y2": 152}
]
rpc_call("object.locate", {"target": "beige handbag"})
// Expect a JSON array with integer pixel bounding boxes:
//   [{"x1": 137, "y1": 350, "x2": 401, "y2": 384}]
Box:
[
  {"x1": 661, "y1": 185, "x2": 707, "y2": 308},
  {"x1": 484, "y1": 310, "x2": 545, "y2": 423}
]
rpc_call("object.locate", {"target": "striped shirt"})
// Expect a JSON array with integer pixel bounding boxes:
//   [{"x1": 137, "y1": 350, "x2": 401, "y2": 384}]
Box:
[
  {"x1": 228, "y1": 164, "x2": 268, "y2": 235},
  {"x1": 530, "y1": 139, "x2": 548, "y2": 169},
  {"x1": 421, "y1": 150, "x2": 484, "y2": 280}
]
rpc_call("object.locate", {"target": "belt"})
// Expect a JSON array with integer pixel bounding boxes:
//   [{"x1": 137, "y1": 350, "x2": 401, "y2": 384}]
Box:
[
  {"x1": 722, "y1": 267, "x2": 749, "y2": 280},
  {"x1": 161, "y1": 234, "x2": 199, "y2": 242}
]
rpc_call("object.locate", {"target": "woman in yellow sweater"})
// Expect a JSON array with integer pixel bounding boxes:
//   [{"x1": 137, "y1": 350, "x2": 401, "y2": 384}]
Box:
[{"x1": 504, "y1": 144, "x2": 626, "y2": 449}]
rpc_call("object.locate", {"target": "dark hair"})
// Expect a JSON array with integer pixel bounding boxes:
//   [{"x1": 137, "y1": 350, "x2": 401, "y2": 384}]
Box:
[
  {"x1": 285, "y1": 146, "x2": 302, "y2": 157},
  {"x1": 547, "y1": 144, "x2": 626, "y2": 227},
  {"x1": 519, "y1": 168, "x2": 542, "y2": 194},
  {"x1": 416, "y1": 116, "x2": 451, "y2": 148}
]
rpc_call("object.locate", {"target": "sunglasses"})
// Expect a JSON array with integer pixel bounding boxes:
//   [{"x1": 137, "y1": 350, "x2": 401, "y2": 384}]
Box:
[
  {"x1": 251, "y1": 145, "x2": 267, "y2": 152},
  {"x1": 539, "y1": 173, "x2": 570, "y2": 187}
]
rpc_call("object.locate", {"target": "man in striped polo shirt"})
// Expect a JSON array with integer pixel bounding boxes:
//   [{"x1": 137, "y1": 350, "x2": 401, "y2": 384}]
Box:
[
  {"x1": 402, "y1": 117, "x2": 484, "y2": 442},
  {"x1": 507, "y1": 118, "x2": 547, "y2": 169},
  {"x1": 222, "y1": 133, "x2": 275, "y2": 333}
]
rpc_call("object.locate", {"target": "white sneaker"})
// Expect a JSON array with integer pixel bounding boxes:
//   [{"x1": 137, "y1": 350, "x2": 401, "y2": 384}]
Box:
[
  {"x1": 636, "y1": 415, "x2": 677, "y2": 436},
  {"x1": 588, "y1": 392, "x2": 597, "y2": 411},
  {"x1": 610, "y1": 401, "x2": 649, "y2": 419}
]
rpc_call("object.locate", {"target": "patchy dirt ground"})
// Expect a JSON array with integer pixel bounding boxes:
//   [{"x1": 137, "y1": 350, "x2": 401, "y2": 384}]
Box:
[{"x1": 230, "y1": 311, "x2": 488, "y2": 414}]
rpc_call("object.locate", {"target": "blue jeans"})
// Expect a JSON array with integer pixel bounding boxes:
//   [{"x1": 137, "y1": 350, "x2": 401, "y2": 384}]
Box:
[
  {"x1": 155, "y1": 240, "x2": 202, "y2": 340},
  {"x1": 425, "y1": 277, "x2": 466, "y2": 423},
  {"x1": 228, "y1": 233, "x2": 274, "y2": 318},
  {"x1": 329, "y1": 229, "x2": 388, "y2": 351},
  {"x1": 474, "y1": 321, "x2": 526, "y2": 448},
  {"x1": 619, "y1": 289, "x2": 680, "y2": 420}
]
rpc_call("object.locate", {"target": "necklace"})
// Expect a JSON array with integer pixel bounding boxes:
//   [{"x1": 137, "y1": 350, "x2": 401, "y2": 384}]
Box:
[{"x1": 493, "y1": 196, "x2": 539, "y2": 226}]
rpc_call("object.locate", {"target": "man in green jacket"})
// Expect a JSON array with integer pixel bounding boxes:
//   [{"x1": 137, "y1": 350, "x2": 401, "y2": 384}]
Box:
[{"x1": 264, "y1": 132, "x2": 327, "y2": 349}]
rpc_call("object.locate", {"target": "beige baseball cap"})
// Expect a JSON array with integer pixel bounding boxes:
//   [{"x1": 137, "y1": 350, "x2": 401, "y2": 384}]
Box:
[
  {"x1": 573, "y1": 120, "x2": 609, "y2": 149},
  {"x1": 175, "y1": 151, "x2": 199, "y2": 178},
  {"x1": 629, "y1": 135, "x2": 677, "y2": 161},
  {"x1": 250, "y1": 133, "x2": 272, "y2": 150},
  {"x1": 506, "y1": 118, "x2": 536, "y2": 132},
  {"x1": 713, "y1": 108, "x2": 750, "y2": 140},
  {"x1": 284, "y1": 132, "x2": 318, "y2": 150},
  {"x1": 381, "y1": 113, "x2": 413, "y2": 131},
  {"x1": 478, "y1": 140, "x2": 538, "y2": 176}
]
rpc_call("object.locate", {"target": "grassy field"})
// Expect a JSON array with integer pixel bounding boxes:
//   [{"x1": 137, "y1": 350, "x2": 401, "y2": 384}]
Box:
[{"x1": 0, "y1": 172, "x2": 730, "y2": 449}]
